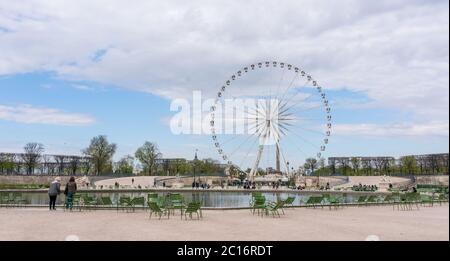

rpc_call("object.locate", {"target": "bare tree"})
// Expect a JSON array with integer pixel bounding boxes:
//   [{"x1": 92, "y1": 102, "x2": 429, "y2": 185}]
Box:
[
  {"x1": 361, "y1": 158, "x2": 372, "y2": 175},
  {"x1": 304, "y1": 158, "x2": 318, "y2": 174},
  {"x1": 0, "y1": 153, "x2": 6, "y2": 174},
  {"x1": 372, "y1": 158, "x2": 383, "y2": 175},
  {"x1": 21, "y1": 143, "x2": 44, "y2": 175},
  {"x1": 441, "y1": 154, "x2": 449, "y2": 175},
  {"x1": 42, "y1": 155, "x2": 55, "y2": 175},
  {"x1": 69, "y1": 156, "x2": 80, "y2": 175},
  {"x1": 416, "y1": 156, "x2": 426, "y2": 175},
  {"x1": 54, "y1": 155, "x2": 67, "y2": 175},
  {"x1": 350, "y1": 157, "x2": 360, "y2": 175},
  {"x1": 80, "y1": 157, "x2": 92, "y2": 175},
  {"x1": 337, "y1": 158, "x2": 350, "y2": 175},
  {"x1": 328, "y1": 158, "x2": 337, "y2": 174}
]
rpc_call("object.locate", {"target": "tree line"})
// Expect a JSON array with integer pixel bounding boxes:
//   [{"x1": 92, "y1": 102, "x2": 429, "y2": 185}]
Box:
[
  {"x1": 302, "y1": 154, "x2": 449, "y2": 176},
  {"x1": 0, "y1": 135, "x2": 224, "y2": 176}
]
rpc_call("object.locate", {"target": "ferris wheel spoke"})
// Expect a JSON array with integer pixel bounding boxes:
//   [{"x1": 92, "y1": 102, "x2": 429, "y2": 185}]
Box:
[
  {"x1": 282, "y1": 134, "x2": 310, "y2": 158},
  {"x1": 286, "y1": 117, "x2": 327, "y2": 126},
  {"x1": 247, "y1": 106, "x2": 266, "y2": 116},
  {"x1": 278, "y1": 76, "x2": 310, "y2": 107},
  {"x1": 285, "y1": 103, "x2": 324, "y2": 118},
  {"x1": 288, "y1": 124, "x2": 325, "y2": 136},
  {"x1": 276, "y1": 71, "x2": 300, "y2": 103},
  {"x1": 246, "y1": 120, "x2": 266, "y2": 135},
  {"x1": 279, "y1": 93, "x2": 315, "y2": 116},
  {"x1": 284, "y1": 127, "x2": 323, "y2": 149},
  {"x1": 227, "y1": 133, "x2": 258, "y2": 160},
  {"x1": 277, "y1": 125, "x2": 287, "y2": 137},
  {"x1": 280, "y1": 85, "x2": 318, "y2": 112},
  {"x1": 274, "y1": 66, "x2": 287, "y2": 102},
  {"x1": 237, "y1": 134, "x2": 261, "y2": 170},
  {"x1": 220, "y1": 133, "x2": 245, "y2": 147},
  {"x1": 230, "y1": 123, "x2": 268, "y2": 156}
]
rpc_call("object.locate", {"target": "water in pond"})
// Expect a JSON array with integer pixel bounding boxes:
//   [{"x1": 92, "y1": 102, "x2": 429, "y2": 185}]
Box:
[{"x1": 2, "y1": 191, "x2": 364, "y2": 208}]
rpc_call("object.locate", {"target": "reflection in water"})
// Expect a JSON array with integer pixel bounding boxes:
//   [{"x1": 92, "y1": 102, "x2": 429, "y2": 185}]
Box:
[{"x1": 11, "y1": 191, "x2": 359, "y2": 208}]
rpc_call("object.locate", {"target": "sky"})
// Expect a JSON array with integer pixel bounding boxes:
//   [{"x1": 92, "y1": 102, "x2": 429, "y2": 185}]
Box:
[{"x1": 0, "y1": 0, "x2": 448, "y2": 168}]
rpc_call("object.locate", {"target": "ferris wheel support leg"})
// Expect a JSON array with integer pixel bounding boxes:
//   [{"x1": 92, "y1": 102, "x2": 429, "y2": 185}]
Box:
[
  {"x1": 275, "y1": 139, "x2": 290, "y2": 177},
  {"x1": 249, "y1": 144, "x2": 264, "y2": 181},
  {"x1": 276, "y1": 142, "x2": 280, "y2": 172}
]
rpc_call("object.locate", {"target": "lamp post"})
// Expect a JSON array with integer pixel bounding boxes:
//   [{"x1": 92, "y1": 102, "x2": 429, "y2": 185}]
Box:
[
  {"x1": 193, "y1": 149, "x2": 198, "y2": 188},
  {"x1": 286, "y1": 161, "x2": 290, "y2": 176}
]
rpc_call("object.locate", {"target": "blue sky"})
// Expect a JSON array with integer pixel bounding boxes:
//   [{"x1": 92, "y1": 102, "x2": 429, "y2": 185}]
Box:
[{"x1": 0, "y1": 0, "x2": 448, "y2": 168}]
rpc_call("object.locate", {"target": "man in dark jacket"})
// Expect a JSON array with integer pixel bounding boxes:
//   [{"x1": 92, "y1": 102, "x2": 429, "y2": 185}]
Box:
[{"x1": 48, "y1": 177, "x2": 61, "y2": 210}]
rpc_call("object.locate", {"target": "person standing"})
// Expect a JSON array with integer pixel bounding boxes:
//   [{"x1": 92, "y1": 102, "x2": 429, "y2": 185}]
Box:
[
  {"x1": 48, "y1": 177, "x2": 61, "y2": 210},
  {"x1": 64, "y1": 176, "x2": 78, "y2": 210}
]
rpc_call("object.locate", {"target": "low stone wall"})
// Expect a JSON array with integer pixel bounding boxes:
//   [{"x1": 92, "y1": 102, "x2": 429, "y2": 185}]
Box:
[
  {"x1": 0, "y1": 175, "x2": 113, "y2": 185},
  {"x1": 0, "y1": 175, "x2": 70, "y2": 185},
  {"x1": 296, "y1": 176, "x2": 348, "y2": 188},
  {"x1": 155, "y1": 176, "x2": 228, "y2": 187},
  {"x1": 415, "y1": 175, "x2": 449, "y2": 186}
]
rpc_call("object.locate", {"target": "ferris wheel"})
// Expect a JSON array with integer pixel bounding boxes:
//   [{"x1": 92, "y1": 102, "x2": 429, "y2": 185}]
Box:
[{"x1": 209, "y1": 61, "x2": 331, "y2": 180}]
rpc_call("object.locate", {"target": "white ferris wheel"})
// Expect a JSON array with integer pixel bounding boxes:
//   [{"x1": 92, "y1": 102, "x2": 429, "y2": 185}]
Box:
[{"x1": 209, "y1": 61, "x2": 332, "y2": 180}]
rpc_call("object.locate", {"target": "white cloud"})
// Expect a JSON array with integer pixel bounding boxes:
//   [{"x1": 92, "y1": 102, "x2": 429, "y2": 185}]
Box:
[
  {"x1": 0, "y1": 0, "x2": 448, "y2": 124},
  {"x1": 71, "y1": 84, "x2": 92, "y2": 91},
  {"x1": 0, "y1": 104, "x2": 95, "y2": 126},
  {"x1": 333, "y1": 121, "x2": 449, "y2": 137}
]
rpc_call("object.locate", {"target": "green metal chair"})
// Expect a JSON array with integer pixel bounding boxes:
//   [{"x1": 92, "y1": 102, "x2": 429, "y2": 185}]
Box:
[
  {"x1": 356, "y1": 196, "x2": 367, "y2": 206},
  {"x1": 420, "y1": 194, "x2": 433, "y2": 207},
  {"x1": 13, "y1": 193, "x2": 27, "y2": 207},
  {"x1": 409, "y1": 193, "x2": 421, "y2": 210},
  {"x1": 100, "y1": 196, "x2": 113, "y2": 207},
  {"x1": 147, "y1": 193, "x2": 158, "y2": 201},
  {"x1": 72, "y1": 194, "x2": 82, "y2": 211},
  {"x1": 327, "y1": 195, "x2": 343, "y2": 210},
  {"x1": 82, "y1": 195, "x2": 98, "y2": 210},
  {"x1": 251, "y1": 196, "x2": 266, "y2": 215},
  {"x1": 1, "y1": 193, "x2": 13, "y2": 207},
  {"x1": 382, "y1": 195, "x2": 392, "y2": 203},
  {"x1": 283, "y1": 196, "x2": 296, "y2": 208},
  {"x1": 366, "y1": 195, "x2": 378, "y2": 205},
  {"x1": 265, "y1": 201, "x2": 284, "y2": 217},
  {"x1": 433, "y1": 193, "x2": 448, "y2": 206},
  {"x1": 193, "y1": 200, "x2": 203, "y2": 218},
  {"x1": 251, "y1": 192, "x2": 263, "y2": 198},
  {"x1": 0, "y1": 193, "x2": 5, "y2": 204},
  {"x1": 148, "y1": 201, "x2": 169, "y2": 219},
  {"x1": 131, "y1": 197, "x2": 146, "y2": 211},
  {"x1": 398, "y1": 193, "x2": 420, "y2": 211},
  {"x1": 305, "y1": 196, "x2": 323, "y2": 208},
  {"x1": 117, "y1": 196, "x2": 132, "y2": 212},
  {"x1": 184, "y1": 202, "x2": 201, "y2": 220}
]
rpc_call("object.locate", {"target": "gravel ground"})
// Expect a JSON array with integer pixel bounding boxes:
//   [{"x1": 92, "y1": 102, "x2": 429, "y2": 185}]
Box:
[{"x1": 0, "y1": 204, "x2": 448, "y2": 241}]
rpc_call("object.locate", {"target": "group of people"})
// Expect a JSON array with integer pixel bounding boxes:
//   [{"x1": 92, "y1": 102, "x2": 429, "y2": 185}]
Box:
[
  {"x1": 271, "y1": 181, "x2": 281, "y2": 189},
  {"x1": 192, "y1": 181, "x2": 211, "y2": 189},
  {"x1": 352, "y1": 183, "x2": 378, "y2": 192},
  {"x1": 47, "y1": 176, "x2": 77, "y2": 210},
  {"x1": 241, "y1": 181, "x2": 256, "y2": 189}
]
